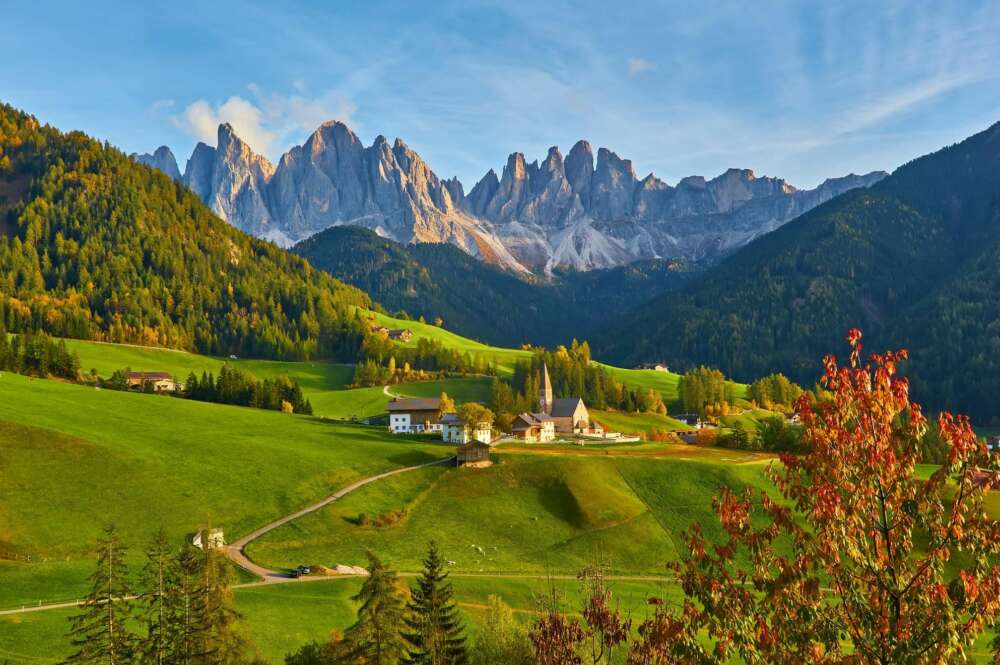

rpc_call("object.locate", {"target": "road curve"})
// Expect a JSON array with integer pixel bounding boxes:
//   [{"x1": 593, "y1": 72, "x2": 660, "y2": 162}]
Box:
[{"x1": 225, "y1": 456, "x2": 454, "y2": 582}]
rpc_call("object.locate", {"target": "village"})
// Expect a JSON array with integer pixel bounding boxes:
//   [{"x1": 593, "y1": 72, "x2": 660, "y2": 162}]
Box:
[{"x1": 385, "y1": 363, "x2": 652, "y2": 467}]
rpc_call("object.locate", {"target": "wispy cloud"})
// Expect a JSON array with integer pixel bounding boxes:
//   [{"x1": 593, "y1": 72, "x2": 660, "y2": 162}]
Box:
[
  {"x1": 171, "y1": 96, "x2": 276, "y2": 154},
  {"x1": 170, "y1": 85, "x2": 358, "y2": 158},
  {"x1": 627, "y1": 57, "x2": 656, "y2": 75}
]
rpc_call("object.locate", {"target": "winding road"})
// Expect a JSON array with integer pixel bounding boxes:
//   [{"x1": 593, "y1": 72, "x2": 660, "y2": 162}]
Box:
[{"x1": 225, "y1": 456, "x2": 454, "y2": 582}]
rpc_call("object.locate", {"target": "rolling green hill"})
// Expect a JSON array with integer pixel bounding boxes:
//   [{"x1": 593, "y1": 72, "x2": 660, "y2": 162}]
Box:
[
  {"x1": 246, "y1": 454, "x2": 777, "y2": 576},
  {"x1": 595, "y1": 120, "x2": 1000, "y2": 421}
]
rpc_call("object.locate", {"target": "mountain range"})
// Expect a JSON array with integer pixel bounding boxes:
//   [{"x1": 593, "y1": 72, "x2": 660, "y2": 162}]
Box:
[{"x1": 135, "y1": 122, "x2": 885, "y2": 273}]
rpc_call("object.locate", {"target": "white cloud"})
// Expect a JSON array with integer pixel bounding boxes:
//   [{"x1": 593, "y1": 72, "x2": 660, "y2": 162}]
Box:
[
  {"x1": 172, "y1": 96, "x2": 276, "y2": 154},
  {"x1": 170, "y1": 86, "x2": 357, "y2": 158},
  {"x1": 627, "y1": 57, "x2": 656, "y2": 75}
]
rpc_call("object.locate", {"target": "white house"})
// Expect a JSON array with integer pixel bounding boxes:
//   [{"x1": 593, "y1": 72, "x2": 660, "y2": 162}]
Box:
[
  {"x1": 440, "y1": 413, "x2": 492, "y2": 445},
  {"x1": 193, "y1": 528, "x2": 225, "y2": 550},
  {"x1": 387, "y1": 398, "x2": 444, "y2": 434}
]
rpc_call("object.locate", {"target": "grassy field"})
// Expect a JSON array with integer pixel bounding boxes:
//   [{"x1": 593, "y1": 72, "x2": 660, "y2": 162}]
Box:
[
  {"x1": 0, "y1": 575, "x2": 688, "y2": 664},
  {"x1": 367, "y1": 311, "x2": 533, "y2": 375},
  {"x1": 392, "y1": 377, "x2": 492, "y2": 403},
  {"x1": 591, "y1": 409, "x2": 693, "y2": 434},
  {"x1": 0, "y1": 373, "x2": 451, "y2": 607},
  {"x1": 247, "y1": 453, "x2": 777, "y2": 577}
]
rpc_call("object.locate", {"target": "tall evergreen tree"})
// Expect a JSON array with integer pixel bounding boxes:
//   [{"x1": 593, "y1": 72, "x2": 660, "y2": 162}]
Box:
[
  {"x1": 169, "y1": 545, "x2": 208, "y2": 664},
  {"x1": 195, "y1": 541, "x2": 246, "y2": 664},
  {"x1": 138, "y1": 529, "x2": 177, "y2": 665},
  {"x1": 345, "y1": 551, "x2": 408, "y2": 665},
  {"x1": 403, "y1": 542, "x2": 467, "y2": 665},
  {"x1": 62, "y1": 524, "x2": 136, "y2": 665}
]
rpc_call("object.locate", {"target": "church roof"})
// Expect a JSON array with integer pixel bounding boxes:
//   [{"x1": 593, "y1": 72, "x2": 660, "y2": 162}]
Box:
[{"x1": 550, "y1": 397, "x2": 585, "y2": 417}]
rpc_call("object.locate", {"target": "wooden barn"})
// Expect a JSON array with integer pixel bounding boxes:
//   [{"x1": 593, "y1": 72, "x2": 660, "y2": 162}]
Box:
[{"x1": 456, "y1": 440, "x2": 492, "y2": 468}]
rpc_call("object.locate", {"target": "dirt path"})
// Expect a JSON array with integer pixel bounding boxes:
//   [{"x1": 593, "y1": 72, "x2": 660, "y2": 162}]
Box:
[{"x1": 225, "y1": 456, "x2": 454, "y2": 583}]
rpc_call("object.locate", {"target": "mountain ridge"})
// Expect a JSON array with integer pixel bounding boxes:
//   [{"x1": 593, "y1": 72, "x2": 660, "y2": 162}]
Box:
[{"x1": 136, "y1": 122, "x2": 886, "y2": 273}]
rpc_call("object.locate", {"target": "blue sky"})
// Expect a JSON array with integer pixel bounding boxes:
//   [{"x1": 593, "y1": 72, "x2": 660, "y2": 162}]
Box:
[{"x1": 4, "y1": 1, "x2": 999, "y2": 189}]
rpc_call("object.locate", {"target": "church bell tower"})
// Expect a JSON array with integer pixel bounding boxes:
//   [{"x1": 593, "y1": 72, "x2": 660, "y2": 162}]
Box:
[{"x1": 540, "y1": 363, "x2": 553, "y2": 415}]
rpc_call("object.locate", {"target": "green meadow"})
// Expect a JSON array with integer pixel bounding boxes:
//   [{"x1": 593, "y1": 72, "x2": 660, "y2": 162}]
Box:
[
  {"x1": 0, "y1": 373, "x2": 450, "y2": 607},
  {"x1": 246, "y1": 454, "x2": 778, "y2": 577}
]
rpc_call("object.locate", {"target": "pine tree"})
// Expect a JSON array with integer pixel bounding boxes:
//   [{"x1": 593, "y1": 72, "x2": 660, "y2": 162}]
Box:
[
  {"x1": 138, "y1": 529, "x2": 177, "y2": 665},
  {"x1": 169, "y1": 545, "x2": 208, "y2": 664},
  {"x1": 403, "y1": 542, "x2": 467, "y2": 665},
  {"x1": 62, "y1": 524, "x2": 137, "y2": 664},
  {"x1": 195, "y1": 542, "x2": 245, "y2": 664},
  {"x1": 345, "y1": 551, "x2": 408, "y2": 665}
]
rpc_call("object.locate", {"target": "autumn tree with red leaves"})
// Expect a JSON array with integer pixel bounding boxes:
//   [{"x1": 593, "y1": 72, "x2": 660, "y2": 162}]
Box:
[{"x1": 624, "y1": 330, "x2": 999, "y2": 664}]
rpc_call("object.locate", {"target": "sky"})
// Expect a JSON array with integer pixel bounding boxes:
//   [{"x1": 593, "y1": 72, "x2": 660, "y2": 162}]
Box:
[{"x1": 4, "y1": 1, "x2": 1000, "y2": 189}]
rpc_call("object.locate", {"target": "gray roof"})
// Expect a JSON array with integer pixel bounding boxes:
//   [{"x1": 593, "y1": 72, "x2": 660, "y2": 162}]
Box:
[
  {"x1": 550, "y1": 398, "x2": 585, "y2": 417},
  {"x1": 387, "y1": 398, "x2": 441, "y2": 412},
  {"x1": 512, "y1": 412, "x2": 553, "y2": 429}
]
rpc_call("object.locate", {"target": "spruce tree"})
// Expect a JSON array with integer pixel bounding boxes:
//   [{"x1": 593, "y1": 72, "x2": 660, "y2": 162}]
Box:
[
  {"x1": 195, "y1": 541, "x2": 246, "y2": 664},
  {"x1": 403, "y1": 542, "x2": 467, "y2": 665},
  {"x1": 345, "y1": 551, "x2": 408, "y2": 665},
  {"x1": 169, "y1": 545, "x2": 208, "y2": 664},
  {"x1": 138, "y1": 528, "x2": 177, "y2": 665},
  {"x1": 62, "y1": 524, "x2": 136, "y2": 664}
]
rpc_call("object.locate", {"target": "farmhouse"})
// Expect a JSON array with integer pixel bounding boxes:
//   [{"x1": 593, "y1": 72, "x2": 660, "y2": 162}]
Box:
[
  {"x1": 388, "y1": 328, "x2": 414, "y2": 342},
  {"x1": 441, "y1": 413, "x2": 492, "y2": 445},
  {"x1": 511, "y1": 412, "x2": 556, "y2": 442},
  {"x1": 127, "y1": 371, "x2": 179, "y2": 393},
  {"x1": 456, "y1": 440, "x2": 493, "y2": 468},
  {"x1": 387, "y1": 397, "x2": 443, "y2": 434},
  {"x1": 637, "y1": 362, "x2": 670, "y2": 372}
]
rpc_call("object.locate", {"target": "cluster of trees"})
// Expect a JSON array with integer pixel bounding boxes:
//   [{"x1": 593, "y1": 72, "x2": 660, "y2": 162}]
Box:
[
  {"x1": 103, "y1": 365, "x2": 313, "y2": 414},
  {"x1": 285, "y1": 543, "x2": 525, "y2": 665},
  {"x1": 62, "y1": 525, "x2": 257, "y2": 665},
  {"x1": 0, "y1": 326, "x2": 79, "y2": 380},
  {"x1": 747, "y1": 372, "x2": 803, "y2": 410},
  {"x1": 0, "y1": 103, "x2": 371, "y2": 362},
  {"x1": 350, "y1": 356, "x2": 464, "y2": 388},
  {"x1": 358, "y1": 335, "x2": 496, "y2": 385},
  {"x1": 678, "y1": 366, "x2": 735, "y2": 415}
]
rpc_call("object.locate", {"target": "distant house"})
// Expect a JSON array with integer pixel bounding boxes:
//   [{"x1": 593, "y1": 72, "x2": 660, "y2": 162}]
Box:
[
  {"x1": 988, "y1": 436, "x2": 1000, "y2": 453},
  {"x1": 387, "y1": 328, "x2": 414, "y2": 342},
  {"x1": 127, "y1": 371, "x2": 179, "y2": 393},
  {"x1": 192, "y1": 528, "x2": 225, "y2": 550},
  {"x1": 370, "y1": 325, "x2": 390, "y2": 336},
  {"x1": 675, "y1": 412, "x2": 707, "y2": 429},
  {"x1": 441, "y1": 413, "x2": 492, "y2": 445},
  {"x1": 638, "y1": 362, "x2": 670, "y2": 373},
  {"x1": 456, "y1": 440, "x2": 493, "y2": 468},
  {"x1": 388, "y1": 397, "x2": 443, "y2": 434},
  {"x1": 511, "y1": 413, "x2": 555, "y2": 443}
]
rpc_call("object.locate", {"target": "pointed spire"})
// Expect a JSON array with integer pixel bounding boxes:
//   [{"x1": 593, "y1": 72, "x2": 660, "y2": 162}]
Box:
[{"x1": 540, "y1": 362, "x2": 553, "y2": 415}]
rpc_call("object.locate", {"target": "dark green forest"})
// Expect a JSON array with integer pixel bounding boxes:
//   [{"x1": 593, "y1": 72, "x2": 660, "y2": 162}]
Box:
[
  {"x1": 0, "y1": 104, "x2": 371, "y2": 361},
  {"x1": 294, "y1": 226, "x2": 686, "y2": 348},
  {"x1": 594, "y1": 121, "x2": 1000, "y2": 421}
]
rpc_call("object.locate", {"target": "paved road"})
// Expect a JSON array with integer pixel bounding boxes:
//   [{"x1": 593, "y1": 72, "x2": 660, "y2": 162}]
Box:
[{"x1": 225, "y1": 456, "x2": 454, "y2": 582}]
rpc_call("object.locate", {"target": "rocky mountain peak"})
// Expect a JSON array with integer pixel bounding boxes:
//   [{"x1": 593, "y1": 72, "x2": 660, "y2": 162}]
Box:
[{"x1": 132, "y1": 145, "x2": 181, "y2": 182}]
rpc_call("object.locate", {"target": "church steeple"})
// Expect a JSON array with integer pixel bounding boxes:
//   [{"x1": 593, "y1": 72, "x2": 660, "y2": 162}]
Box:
[{"x1": 540, "y1": 362, "x2": 553, "y2": 415}]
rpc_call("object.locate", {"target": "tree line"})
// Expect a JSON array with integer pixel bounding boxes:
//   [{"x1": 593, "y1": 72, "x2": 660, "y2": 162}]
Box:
[
  {"x1": 0, "y1": 326, "x2": 80, "y2": 380},
  {"x1": 102, "y1": 364, "x2": 314, "y2": 415}
]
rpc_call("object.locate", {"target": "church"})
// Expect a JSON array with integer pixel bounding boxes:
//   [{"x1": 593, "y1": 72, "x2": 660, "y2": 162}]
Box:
[{"x1": 511, "y1": 363, "x2": 602, "y2": 441}]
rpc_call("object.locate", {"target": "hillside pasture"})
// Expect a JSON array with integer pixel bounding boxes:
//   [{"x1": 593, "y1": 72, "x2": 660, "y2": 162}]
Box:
[
  {"x1": 0, "y1": 373, "x2": 449, "y2": 606},
  {"x1": 247, "y1": 454, "x2": 779, "y2": 578}
]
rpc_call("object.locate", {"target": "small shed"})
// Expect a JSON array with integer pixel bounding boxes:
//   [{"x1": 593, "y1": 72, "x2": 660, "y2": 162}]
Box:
[{"x1": 456, "y1": 440, "x2": 492, "y2": 468}]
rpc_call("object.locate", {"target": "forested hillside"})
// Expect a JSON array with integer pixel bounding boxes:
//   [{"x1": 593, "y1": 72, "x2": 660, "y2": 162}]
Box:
[
  {"x1": 0, "y1": 104, "x2": 371, "y2": 360},
  {"x1": 595, "y1": 121, "x2": 1000, "y2": 420},
  {"x1": 295, "y1": 226, "x2": 686, "y2": 347}
]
